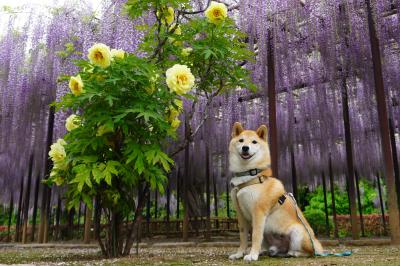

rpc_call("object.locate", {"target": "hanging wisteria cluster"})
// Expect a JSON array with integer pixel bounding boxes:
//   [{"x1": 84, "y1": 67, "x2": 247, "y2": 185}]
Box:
[{"x1": 0, "y1": 0, "x2": 399, "y2": 217}]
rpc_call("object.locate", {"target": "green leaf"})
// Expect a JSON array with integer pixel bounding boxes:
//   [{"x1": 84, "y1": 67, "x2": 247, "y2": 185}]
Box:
[
  {"x1": 104, "y1": 170, "x2": 112, "y2": 186},
  {"x1": 134, "y1": 155, "x2": 145, "y2": 175},
  {"x1": 82, "y1": 194, "x2": 93, "y2": 209},
  {"x1": 102, "y1": 161, "x2": 119, "y2": 186},
  {"x1": 92, "y1": 168, "x2": 103, "y2": 184}
]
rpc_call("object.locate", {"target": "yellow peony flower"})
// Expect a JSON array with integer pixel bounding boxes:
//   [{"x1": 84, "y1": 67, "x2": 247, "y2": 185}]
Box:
[
  {"x1": 65, "y1": 114, "x2": 80, "y2": 132},
  {"x1": 167, "y1": 107, "x2": 180, "y2": 122},
  {"x1": 166, "y1": 64, "x2": 195, "y2": 95},
  {"x1": 166, "y1": 7, "x2": 175, "y2": 23},
  {"x1": 168, "y1": 37, "x2": 182, "y2": 46},
  {"x1": 169, "y1": 23, "x2": 181, "y2": 35},
  {"x1": 49, "y1": 141, "x2": 66, "y2": 163},
  {"x1": 174, "y1": 99, "x2": 183, "y2": 111},
  {"x1": 56, "y1": 138, "x2": 67, "y2": 146},
  {"x1": 156, "y1": 6, "x2": 175, "y2": 25},
  {"x1": 205, "y1": 1, "x2": 228, "y2": 24},
  {"x1": 111, "y1": 48, "x2": 125, "y2": 59},
  {"x1": 69, "y1": 75, "x2": 84, "y2": 96},
  {"x1": 87, "y1": 43, "x2": 112, "y2": 68},
  {"x1": 171, "y1": 118, "x2": 181, "y2": 129},
  {"x1": 167, "y1": 99, "x2": 183, "y2": 123},
  {"x1": 181, "y1": 47, "x2": 193, "y2": 57}
]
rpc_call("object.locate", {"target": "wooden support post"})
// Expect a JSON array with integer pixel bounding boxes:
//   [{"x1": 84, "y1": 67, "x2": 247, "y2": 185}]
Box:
[
  {"x1": 6, "y1": 194, "x2": 14, "y2": 242},
  {"x1": 77, "y1": 202, "x2": 82, "y2": 232},
  {"x1": 38, "y1": 106, "x2": 55, "y2": 243},
  {"x1": 226, "y1": 179, "x2": 230, "y2": 218},
  {"x1": 67, "y1": 208, "x2": 75, "y2": 236},
  {"x1": 267, "y1": 29, "x2": 278, "y2": 177},
  {"x1": 354, "y1": 170, "x2": 365, "y2": 237},
  {"x1": 166, "y1": 174, "x2": 171, "y2": 236},
  {"x1": 321, "y1": 172, "x2": 330, "y2": 238},
  {"x1": 176, "y1": 168, "x2": 180, "y2": 220},
  {"x1": 291, "y1": 147, "x2": 298, "y2": 201},
  {"x1": 341, "y1": 75, "x2": 360, "y2": 239},
  {"x1": 213, "y1": 168, "x2": 219, "y2": 229},
  {"x1": 55, "y1": 196, "x2": 61, "y2": 240},
  {"x1": 328, "y1": 155, "x2": 339, "y2": 238},
  {"x1": 22, "y1": 155, "x2": 34, "y2": 244},
  {"x1": 388, "y1": 118, "x2": 400, "y2": 209},
  {"x1": 43, "y1": 190, "x2": 52, "y2": 243},
  {"x1": 182, "y1": 117, "x2": 190, "y2": 241},
  {"x1": 366, "y1": 0, "x2": 400, "y2": 244},
  {"x1": 31, "y1": 172, "x2": 40, "y2": 242},
  {"x1": 154, "y1": 190, "x2": 158, "y2": 220},
  {"x1": 15, "y1": 177, "x2": 24, "y2": 242},
  {"x1": 205, "y1": 142, "x2": 211, "y2": 241},
  {"x1": 83, "y1": 203, "x2": 92, "y2": 244},
  {"x1": 146, "y1": 192, "x2": 151, "y2": 237},
  {"x1": 376, "y1": 173, "x2": 388, "y2": 235}
]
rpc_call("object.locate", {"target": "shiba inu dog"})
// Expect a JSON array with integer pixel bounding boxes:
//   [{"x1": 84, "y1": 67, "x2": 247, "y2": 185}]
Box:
[{"x1": 228, "y1": 122, "x2": 323, "y2": 261}]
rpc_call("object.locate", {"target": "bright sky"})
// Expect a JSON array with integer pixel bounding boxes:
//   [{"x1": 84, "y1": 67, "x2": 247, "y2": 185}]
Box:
[
  {"x1": 0, "y1": 0, "x2": 104, "y2": 33},
  {"x1": 0, "y1": 0, "x2": 103, "y2": 9}
]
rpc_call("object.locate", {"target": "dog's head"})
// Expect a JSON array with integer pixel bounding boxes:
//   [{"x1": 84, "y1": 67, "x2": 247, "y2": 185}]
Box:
[{"x1": 228, "y1": 122, "x2": 271, "y2": 173}]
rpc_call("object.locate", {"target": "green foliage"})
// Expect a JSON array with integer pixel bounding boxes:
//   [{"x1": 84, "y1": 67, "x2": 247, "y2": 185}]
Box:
[
  {"x1": 303, "y1": 181, "x2": 380, "y2": 217},
  {"x1": 303, "y1": 179, "x2": 381, "y2": 235},
  {"x1": 303, "y1": 208, "x2": 332, "y2": 235},
  {"x1": 218, "y1": 192, "x2": 236, "y2": 218},
  {"x1": 359, "y1": 179, "x2": 379, "y2": 214},
  {"x1": 304, "y1": 186, "x2": 349, "y2": 216}
]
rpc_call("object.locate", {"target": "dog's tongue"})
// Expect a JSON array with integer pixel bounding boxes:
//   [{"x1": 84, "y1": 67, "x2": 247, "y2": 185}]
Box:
[{"x1": 241, "y1": 153, "x2": 251, "y2": 159}]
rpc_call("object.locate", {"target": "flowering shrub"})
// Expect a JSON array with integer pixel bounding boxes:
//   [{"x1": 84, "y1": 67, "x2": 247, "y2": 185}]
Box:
[
  {"x1": 48, "y1": 0, "x2": 255, "y2": 257},
  {"x1": 50, "y1": 44, "x2": 181, "y2": 211}
]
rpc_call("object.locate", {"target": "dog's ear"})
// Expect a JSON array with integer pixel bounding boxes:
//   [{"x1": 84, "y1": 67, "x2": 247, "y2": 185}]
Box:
[
  {"x1": 256, "y1": 125, "x2": 268, "y2": 141},
  {"x1": 232, "y1": 122, "x2": 244, "y2": 138}
]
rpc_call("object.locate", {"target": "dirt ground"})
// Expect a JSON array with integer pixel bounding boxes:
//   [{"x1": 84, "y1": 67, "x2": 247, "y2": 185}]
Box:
[{"x1": 0, "y1": 245, "x2": 399, "y2": 265}]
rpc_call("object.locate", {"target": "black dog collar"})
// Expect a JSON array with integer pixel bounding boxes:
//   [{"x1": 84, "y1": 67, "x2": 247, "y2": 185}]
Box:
[{"x1": 234, "y1": 168, "x2": 264, "y2": 177}]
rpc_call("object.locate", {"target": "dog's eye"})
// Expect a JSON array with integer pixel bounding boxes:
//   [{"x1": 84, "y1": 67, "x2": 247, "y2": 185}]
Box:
[
  {"x1": 239, "y1": 139, "x2": 244, "y2": 143},
  {"x1": 252, "y1": 140, "x2": 257, "y2": 144}
]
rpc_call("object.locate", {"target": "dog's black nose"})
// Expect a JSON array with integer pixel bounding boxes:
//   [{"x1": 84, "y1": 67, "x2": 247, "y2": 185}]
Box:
[{"x1": 242, "y1": 146, "x2": 249, "y2": 152}]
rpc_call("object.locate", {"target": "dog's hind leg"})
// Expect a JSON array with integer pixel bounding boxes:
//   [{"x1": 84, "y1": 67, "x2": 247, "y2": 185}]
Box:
[
  {"x1": 229, "y1": 189, "x2": 250, "y2": 260},
  {"x1": 287, "y1": 224, "x2": 309, "y2": 257}
]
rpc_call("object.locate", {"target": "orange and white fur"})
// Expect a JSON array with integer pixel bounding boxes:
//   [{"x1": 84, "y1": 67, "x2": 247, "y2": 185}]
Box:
[{"x1": 228, "y1": 122, "x2": 323, "y2": 261}]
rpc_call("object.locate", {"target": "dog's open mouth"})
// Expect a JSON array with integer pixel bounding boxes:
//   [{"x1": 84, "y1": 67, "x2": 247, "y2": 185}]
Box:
[{"x1": 240, "y1": 153, "x2": 253, "y2": 160}]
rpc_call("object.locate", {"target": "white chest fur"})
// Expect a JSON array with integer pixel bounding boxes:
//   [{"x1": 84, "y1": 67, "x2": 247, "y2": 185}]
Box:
[
  {"x1": 233, "y1": 185, "x2": 262, "y2": 222},
  {"x1": 231, "y1": 180, "x2": 287, "y2": 236}
]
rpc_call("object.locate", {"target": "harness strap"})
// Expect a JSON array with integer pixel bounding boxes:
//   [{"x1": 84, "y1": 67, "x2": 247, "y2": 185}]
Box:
[
  {"x1": 237, "y1": 175, "x2": 265, "y2": 190},
  {"x1": 286, "y1": 193, "x2": 318, "y2": 256},
  {"x1": 286, "y1": 193, "x2": 352, "y2": 257},
  {"x1": 278, "y1": 194, "x2": 286, "y2": 205}
]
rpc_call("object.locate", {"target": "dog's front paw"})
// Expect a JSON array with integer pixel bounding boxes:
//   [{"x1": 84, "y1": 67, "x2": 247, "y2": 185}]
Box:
[
  {"x1": 229, "y1": 252, "x2": 244, "y2": 260},
  {"x1": 243, "y1": 253, "x2": 259, "y2": 262}
]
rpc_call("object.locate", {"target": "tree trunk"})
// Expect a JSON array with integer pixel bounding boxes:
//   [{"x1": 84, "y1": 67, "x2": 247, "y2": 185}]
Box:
[
  {"x1": 123, "y1": 184, "x2": 149, "y2": 255},
  {"x1": 84, "y1": 204, "x2": 92, "y2": 244},
  {"x1": 31, "y1": 172, "x2": 41, "y2": 242}
]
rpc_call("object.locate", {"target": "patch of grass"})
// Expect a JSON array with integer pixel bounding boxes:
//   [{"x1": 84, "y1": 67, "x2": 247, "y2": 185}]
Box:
[{"x1": 0, "y1": 245, "x2": 399, "y2": 265}]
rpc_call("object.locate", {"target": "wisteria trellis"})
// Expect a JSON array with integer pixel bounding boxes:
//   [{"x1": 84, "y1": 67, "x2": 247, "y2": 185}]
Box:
[{"x1": 0, "y1": 0, "x2": 399, "y2": 235}]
